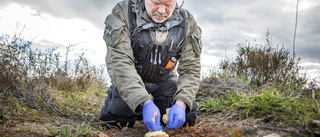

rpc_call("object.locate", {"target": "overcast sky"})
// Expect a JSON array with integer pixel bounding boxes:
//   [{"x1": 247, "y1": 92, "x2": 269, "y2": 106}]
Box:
[{"x1": 0, "y1": 0, "x2": 319, "y2": 80}]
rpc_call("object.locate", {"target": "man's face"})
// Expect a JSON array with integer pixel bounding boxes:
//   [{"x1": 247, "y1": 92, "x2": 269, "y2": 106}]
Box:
[{"x1": 145, "y1": 0, "x2": 176, "y2": 23}]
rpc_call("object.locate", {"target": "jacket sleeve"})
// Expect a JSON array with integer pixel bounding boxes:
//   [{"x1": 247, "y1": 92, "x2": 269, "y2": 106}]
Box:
[
  {"x1": 174, "y1": 11, "x2": 202, "y2": 113},
  {"x1": 103, "y1": 3, "x2": 153, "y2": 114}
]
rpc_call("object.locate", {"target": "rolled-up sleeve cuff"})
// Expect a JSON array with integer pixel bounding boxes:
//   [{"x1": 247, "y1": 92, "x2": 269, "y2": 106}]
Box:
[{"x1": 133, "y1": 94, "x2": 153, "y2": 114}]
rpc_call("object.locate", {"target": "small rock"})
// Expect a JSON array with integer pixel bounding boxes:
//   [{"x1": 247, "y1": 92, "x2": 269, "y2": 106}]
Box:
[{"x1": 145, "y1": 131, "x2": 169, "y2": 137}]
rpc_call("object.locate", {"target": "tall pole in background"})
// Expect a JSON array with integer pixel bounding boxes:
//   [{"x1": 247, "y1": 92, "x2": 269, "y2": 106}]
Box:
[{"x1": 293, "y1": 0, "x2": 301, "y2": 60}]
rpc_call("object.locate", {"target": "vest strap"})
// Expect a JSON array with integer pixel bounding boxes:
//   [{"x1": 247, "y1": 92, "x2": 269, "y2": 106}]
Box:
[{"x1": 129, "y1": 2, "x2": 187, "y2": 83}]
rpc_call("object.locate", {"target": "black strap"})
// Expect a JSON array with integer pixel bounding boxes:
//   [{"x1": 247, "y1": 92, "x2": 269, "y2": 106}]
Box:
[
  {"x1": 128, "y1": 2, "x2": 187, "y2": 83},
  {"x1": 128, "y1": 0, "x2": 136, "y2": 38},
  {"x1": 128, "y1": 0, "x2": 140, "y2": 64}
]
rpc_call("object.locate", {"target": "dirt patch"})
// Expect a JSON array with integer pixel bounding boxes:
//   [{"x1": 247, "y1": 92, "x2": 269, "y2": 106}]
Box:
[
  {"x1": 102, "y1": 110, "x2": 303, "y2": 137},
  {"x1": 104, "y1": 111, "x2": 307, "y2": 137},
  {"x1": 0, "y1": 110, "x2": 306, "y2": 137}
]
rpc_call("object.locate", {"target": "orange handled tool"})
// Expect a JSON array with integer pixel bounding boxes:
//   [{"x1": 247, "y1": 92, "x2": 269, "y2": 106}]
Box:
[{"x1": 165, "y1": 57, "x2": 176, "y2": 68}]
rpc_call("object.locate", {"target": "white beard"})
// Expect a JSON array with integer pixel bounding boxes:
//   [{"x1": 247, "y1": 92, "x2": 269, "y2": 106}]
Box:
[{"x1": 145, "y1": 2, "x2": 174, "y2": 23}]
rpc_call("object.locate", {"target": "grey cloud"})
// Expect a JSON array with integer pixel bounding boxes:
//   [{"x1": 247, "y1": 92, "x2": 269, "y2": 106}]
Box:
[
  {"x1": 1, "y1": 0, "x2": 319, "y2": 63},
  {"x1": 295, "y1": 5, "x2": 320, "y2": 60},
  {"x1": 1, "y1": 0, "x2": 118, "y2": 29},
  {"x1": 182, "y1": 0, "x2": 320, "y2": 63},
  {"x1": 0, "y1": 0, "x2": 11, "y2": 8}
]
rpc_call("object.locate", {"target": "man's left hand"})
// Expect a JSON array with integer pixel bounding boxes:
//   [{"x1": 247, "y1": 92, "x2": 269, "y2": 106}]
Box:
[{"x1": 166, "y1": 100, "x2": 186, "y2": 130}]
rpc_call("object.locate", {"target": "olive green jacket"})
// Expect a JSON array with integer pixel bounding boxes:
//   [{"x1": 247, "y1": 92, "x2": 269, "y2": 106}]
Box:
[{"x1": 103, "y1": 0, "x2": 202, "y2": 114}]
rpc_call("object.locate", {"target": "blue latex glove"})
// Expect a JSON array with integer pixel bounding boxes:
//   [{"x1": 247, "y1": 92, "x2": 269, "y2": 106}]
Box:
[
  {"x1": 166, "y1": 103, "x2": 186, "y2": 130},
  {"x1": 142, "y1": 100, "x2": 163, "y2": 132}
]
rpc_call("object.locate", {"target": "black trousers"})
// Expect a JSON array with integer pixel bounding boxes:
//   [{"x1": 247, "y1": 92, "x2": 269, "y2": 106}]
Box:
[{"x1": 100, "y1": 76, "x2": 197, "y2": 128}]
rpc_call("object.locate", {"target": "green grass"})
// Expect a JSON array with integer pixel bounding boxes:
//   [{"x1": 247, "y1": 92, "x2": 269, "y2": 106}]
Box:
[
  {"x1": 46, "y1": 122, "x2": 91, "y2": 137},
  {"x1": 199, "y1": 84, "x2": 320, "y2": 134}
]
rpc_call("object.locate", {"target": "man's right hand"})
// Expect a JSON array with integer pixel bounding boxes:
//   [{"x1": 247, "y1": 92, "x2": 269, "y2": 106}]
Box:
[{"x1": 142, "y1": 100, "x2": 163, "y2": 132}]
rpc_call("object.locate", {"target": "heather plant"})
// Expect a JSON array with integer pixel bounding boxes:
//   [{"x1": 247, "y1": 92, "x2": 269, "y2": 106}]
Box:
[
  {"x1": 0, "y1": 34, "x2": 66, "y2": 117},
  {"x1": 0, "y1": 34, "x2": 30, "y2": 91},
  {"x1": 0, "y1": 34, "x2": 108, "y2": 118},
  {"x1": 219, "y1": 30, "x2": 307, "y2": 88}
]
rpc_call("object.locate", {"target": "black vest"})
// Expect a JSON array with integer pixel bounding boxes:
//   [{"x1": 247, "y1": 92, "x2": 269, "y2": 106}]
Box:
[{"x1": 129, "y1": 0, "x2": 186, "y2": 83}]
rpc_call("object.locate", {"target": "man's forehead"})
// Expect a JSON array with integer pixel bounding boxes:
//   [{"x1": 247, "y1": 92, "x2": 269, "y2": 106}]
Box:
[{"x1": 152, "y1": 0, "x2": 176, "y2": 4}]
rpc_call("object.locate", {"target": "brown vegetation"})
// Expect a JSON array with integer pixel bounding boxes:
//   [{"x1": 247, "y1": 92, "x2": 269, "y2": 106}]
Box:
[{"x1": 1, "y1": 32, "x2": 319, "y2": 137}]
